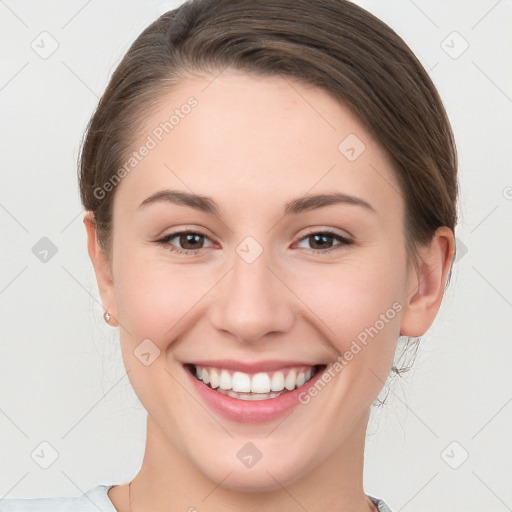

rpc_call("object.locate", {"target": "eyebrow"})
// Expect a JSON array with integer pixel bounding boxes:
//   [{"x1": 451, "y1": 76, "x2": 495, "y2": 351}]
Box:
[{"x1": 138, "y1": 189, "x2": 375, "y2": 215}]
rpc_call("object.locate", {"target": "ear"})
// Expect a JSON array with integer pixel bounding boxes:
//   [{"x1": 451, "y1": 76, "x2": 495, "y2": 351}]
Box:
[
  {"x1": 83, "y1": 212, "x2": 119, "y2": 326},
  {"x1": 400, "y1": 226, "x2": 455, "y2": 337}
]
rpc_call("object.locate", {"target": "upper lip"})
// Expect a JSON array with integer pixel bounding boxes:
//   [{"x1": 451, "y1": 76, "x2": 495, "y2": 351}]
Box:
[{"x1": 184, "y1": 359, "x2": 324, "y2": 373}]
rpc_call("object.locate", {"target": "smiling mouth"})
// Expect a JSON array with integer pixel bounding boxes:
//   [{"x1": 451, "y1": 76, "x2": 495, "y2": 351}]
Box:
[{"x1": 185, "y1": 364, "x2": 325, "y2": 401}]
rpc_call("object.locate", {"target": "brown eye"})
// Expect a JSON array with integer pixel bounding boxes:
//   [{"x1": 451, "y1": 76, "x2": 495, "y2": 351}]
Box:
[
  {"x1": 177, "y1": 233, "x2": 205, "y2": 250},
  {"x1": 156, "y1": 231, "x2": 214, "y2": 254},
  {"x1": 309, "y1": 233, "x2": 335, "y2": 250},
  {"x1": 296, "y1": 231, "x2": 352, "y2": 252}
]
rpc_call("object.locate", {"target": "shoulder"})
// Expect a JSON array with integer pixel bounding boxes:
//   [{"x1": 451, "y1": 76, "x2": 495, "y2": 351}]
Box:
[{"x1": 0, "y1": 485, "x2": 117, "y2": 512}]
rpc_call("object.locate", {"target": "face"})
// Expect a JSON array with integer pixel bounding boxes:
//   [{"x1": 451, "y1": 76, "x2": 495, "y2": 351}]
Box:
[{"x1": 88, "y1": 71, "x2": 438, "y2": 492}]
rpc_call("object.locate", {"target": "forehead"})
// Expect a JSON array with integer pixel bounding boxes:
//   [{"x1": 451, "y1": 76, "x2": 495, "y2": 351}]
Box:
[{"x1": 112, "y1": 71, "x2": 402, "y2": 219}]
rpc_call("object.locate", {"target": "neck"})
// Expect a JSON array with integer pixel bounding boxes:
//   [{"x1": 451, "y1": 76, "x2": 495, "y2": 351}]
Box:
[{"x1": 127, "y1": 411, "x2": 375, "y2": 512}]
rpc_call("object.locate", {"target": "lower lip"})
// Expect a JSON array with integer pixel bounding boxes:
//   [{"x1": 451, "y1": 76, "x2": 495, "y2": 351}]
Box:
[{"x1": 184, "y1": 365, "x2": 325, "y2": 423}]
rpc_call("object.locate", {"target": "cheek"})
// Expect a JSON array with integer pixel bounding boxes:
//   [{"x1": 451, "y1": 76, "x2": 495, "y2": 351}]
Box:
[
  {"x1": 112, "y1": 243, "x2": 213, "y2": 350},
  {"x1": 112, "y1": 252, "x2": 213, "y2": 424},
  {"x1": 294, "y1": 252, "x2": 405, "y2": 363}
]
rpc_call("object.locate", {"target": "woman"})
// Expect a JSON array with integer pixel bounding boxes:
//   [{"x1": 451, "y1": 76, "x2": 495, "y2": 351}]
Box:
[{"x1": 0, "y1": 0, "x2": 456, "y2": 510}]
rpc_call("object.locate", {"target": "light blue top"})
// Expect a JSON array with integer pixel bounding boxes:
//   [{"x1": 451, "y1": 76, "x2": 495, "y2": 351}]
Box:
[
  {"x1": 0, "y1": 485, "x2": 393, "y2": 511},
  {"x1": 0, "y1": 486, "x2": 117, "y2": 512}
]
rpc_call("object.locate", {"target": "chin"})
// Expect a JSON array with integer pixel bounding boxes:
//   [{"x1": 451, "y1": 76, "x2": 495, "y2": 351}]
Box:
[
  {"x1": 208, "y1": 468, "x2": 295, "y2": 493},
  {"x1": 193, "y1": 445, "x2": 313, "y2": 493}
]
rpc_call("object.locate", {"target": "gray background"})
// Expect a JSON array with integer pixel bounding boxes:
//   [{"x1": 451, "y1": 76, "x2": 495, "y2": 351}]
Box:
[{"x1": 0, "y1": 1, "x2": 511, "y2": 510}]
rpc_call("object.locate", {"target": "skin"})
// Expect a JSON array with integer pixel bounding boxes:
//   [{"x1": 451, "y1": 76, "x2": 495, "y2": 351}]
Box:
[{"x1": 84, "y1": 71, "x2": 454, "y2": 512}]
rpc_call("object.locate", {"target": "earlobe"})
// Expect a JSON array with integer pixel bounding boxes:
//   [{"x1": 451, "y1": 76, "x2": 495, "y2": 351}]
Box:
[
  {"x1": 83, "y1": 212, "x2": 119, "y2": 326},
  {"x1": 400, "y1": 227, "x2": 455, "y2": 337}
]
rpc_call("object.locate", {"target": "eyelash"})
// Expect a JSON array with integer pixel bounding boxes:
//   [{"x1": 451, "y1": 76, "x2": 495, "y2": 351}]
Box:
[{"x1": 155, "y1": 229, "x2": 353, "y2": 255}]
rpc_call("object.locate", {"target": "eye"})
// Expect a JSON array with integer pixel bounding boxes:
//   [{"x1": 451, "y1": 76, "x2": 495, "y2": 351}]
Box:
[
  {"x1": 156, "y1": 230, "x2": 214, "y2": 254},
  {"x1": 295, "y1": 230, "x2": 352, "y2": 253},
  {"x1": 155, "y1": 229, "x2": 352, "y2": 255}
]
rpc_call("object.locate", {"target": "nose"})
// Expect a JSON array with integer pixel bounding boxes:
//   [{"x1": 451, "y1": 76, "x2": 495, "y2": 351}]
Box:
[{"x1": 208, "y1": 248, "x2": 295, "y2": 344}]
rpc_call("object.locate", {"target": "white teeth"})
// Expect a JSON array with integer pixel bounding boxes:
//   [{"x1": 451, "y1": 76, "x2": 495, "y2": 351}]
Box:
[
  {"x1": 192, "y1": 365, "x2": 317, "y2": 396},
  {"x1": 232, "y1": 371, "x2": 251, "y2": 392},
  {"x1": 217, "y1": 388, "x2": 283, "y2": 400},
  {"x1": 219, "y1": 369, "x2": 231, "y2": 390},
  {"x1": 270, "y1": 371, "x2": 285, "y2": 392},
  {"x1": 284, "y1": 369, "x2": 297, "y2": 391},
  {"x1": 251, "y1": 372, "x2": 271, "y2": 393},
  {"x1": 209, "y1": 368, "x2": 220, "y2": 389}
]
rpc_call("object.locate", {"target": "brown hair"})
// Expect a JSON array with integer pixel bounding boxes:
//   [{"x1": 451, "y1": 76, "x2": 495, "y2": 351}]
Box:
[{"x1": 79, "y1": 0, "x2": 457, "y2": 263}]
